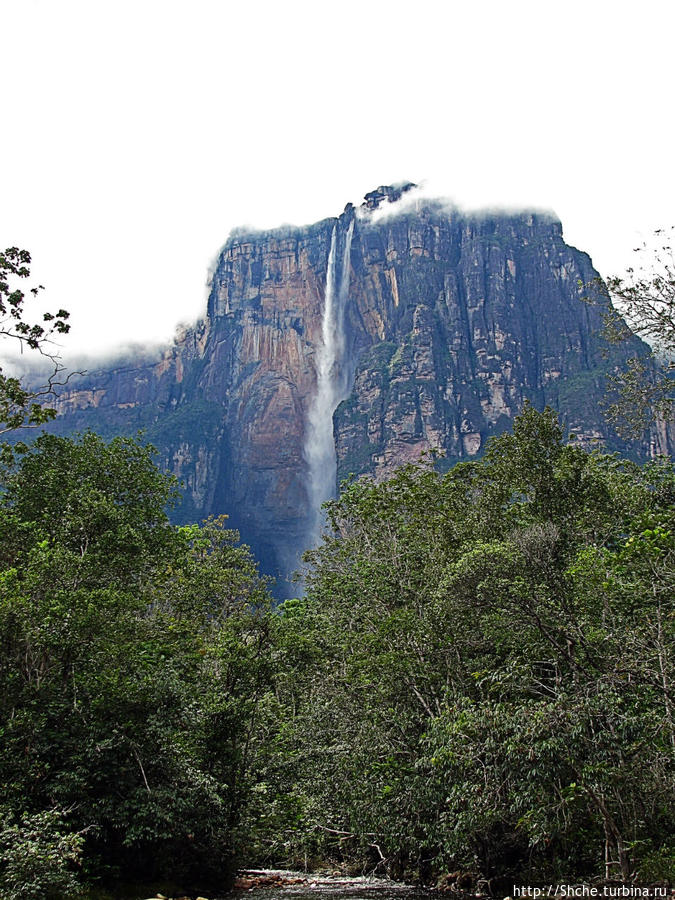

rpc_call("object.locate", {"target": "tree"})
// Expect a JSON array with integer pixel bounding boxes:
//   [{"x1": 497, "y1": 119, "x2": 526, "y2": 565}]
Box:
[
  {"x1": 598, "y1": 229, "x2": 675, "y2": 437},
  {"x1": 0, "y1": 247, "x2": 71, "y2": 442},
  {"x1": 0, "y1": 432, "x2": 275, "y2": 895},
  {"x1": 263, "y1": 406, "x2": 675, "y2": 884}
]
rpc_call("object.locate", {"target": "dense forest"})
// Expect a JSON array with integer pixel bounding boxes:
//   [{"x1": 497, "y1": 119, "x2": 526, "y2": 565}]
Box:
[
  {"x1": 0, "y1": 247, "x2": 674, "y2": 897},
  {"x1": 0, "y1": 407, "x2": 673, "y2": 898}
]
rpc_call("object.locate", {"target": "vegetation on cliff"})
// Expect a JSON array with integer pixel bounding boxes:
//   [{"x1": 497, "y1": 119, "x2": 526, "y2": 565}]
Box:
[{"x1": 599, "y1": 229, "x2": 675, "y2": 437}]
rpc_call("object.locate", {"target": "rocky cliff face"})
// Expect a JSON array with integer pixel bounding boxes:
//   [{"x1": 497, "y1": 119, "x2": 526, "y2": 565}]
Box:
[{"x1": 47, "y1": 186, "x2": 670, "y2": 593}]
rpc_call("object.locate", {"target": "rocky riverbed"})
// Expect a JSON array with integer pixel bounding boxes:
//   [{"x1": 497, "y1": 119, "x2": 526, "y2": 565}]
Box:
[{"x1": 143, "y1": 868, "x2": 436, "y2": 900}]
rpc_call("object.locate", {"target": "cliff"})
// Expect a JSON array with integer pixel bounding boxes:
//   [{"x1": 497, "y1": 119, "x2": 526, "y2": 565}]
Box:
[{"x1": 46, "y1": 186, "x2": 669, "y2": 593}]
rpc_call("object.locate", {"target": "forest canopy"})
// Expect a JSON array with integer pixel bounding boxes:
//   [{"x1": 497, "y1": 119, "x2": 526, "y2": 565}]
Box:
[
  {"x1": 1, "y1": 408, "x2": 672, "y2": 897},
  {"x1": 0, "y1": 242, "x2": 673, "y2": 898}
]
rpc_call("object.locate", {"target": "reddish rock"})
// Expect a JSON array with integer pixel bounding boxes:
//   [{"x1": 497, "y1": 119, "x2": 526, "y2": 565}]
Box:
[{"x1": 45, "y1": 187, "x2": 673, "y2": 592}]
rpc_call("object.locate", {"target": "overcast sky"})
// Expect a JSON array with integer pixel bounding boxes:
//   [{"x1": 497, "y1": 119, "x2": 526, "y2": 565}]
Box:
[{"x1": 2, "y1": 0, "x2": 674, "y2": 362}]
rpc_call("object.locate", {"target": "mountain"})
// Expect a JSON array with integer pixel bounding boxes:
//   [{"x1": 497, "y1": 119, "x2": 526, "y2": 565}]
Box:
[{"x1": 46, "y1": 185, "x2": 670, "y2": 594}]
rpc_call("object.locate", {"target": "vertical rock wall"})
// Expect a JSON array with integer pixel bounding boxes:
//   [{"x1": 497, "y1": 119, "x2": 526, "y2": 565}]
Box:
[{"x1": 48, "y1": 188, "x2": 671, "y2": 591}]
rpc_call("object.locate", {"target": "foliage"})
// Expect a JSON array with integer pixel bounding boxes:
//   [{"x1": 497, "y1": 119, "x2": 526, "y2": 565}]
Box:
[
  {"x1": 2, "y1": 406, "x2": 673, "y2": 888},
  {"x1": 0, "y1": 808, "x2": 85, "y2": 900},
  {"x1": 0, "y1": 248, "x2": 72, "y2": 445},
  {"x1": 0, "y1": 433, "x2": 273, "y2": 894},
  {"x1": 259, "y1": 405, "x2": 675, "y2": 884},
  {"x1": 597, "y1": 229, "x2": 675, "y2": 436}
]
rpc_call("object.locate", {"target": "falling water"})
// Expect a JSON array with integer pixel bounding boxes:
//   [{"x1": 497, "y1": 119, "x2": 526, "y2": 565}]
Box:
[{"x1": 304, "y1": 220, "x2": 354, "y2": 547}]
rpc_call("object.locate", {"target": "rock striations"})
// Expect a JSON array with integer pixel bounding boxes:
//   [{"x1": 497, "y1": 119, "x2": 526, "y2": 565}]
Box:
[{"x1": 48, "y1": 186, "x2": 671, "y2": 593}]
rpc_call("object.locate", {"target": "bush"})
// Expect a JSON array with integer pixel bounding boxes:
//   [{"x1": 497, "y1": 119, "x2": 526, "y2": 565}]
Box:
[{"x1": 0, "y1": 808, "x2": 84, "y2": 900}]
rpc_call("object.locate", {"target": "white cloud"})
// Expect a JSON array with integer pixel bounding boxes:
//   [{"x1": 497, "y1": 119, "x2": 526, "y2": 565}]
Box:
[{"x1": 1, "y1": 0, "x2": 674, "y2": 360}]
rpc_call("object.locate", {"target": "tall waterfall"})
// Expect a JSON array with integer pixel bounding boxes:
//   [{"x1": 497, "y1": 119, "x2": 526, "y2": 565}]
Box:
[{"x1": 304, "y1": 220, "x2": 354, "y2": 547}]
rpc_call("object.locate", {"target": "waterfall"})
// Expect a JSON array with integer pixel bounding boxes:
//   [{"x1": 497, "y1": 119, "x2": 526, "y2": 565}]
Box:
[{"x1": 304, "y1": 220, "x2": 354, "y2": 547}]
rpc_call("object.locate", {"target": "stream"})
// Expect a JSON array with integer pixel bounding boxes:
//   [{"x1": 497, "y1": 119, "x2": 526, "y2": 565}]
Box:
[{"x1": 226, "y1": 870, "x2": 436, "y2": 900}]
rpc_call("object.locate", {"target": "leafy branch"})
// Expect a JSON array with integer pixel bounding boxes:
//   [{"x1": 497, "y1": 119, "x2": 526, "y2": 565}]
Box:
[{"x1": 0, "y1": 247, "x2": 78, "y2": 438}]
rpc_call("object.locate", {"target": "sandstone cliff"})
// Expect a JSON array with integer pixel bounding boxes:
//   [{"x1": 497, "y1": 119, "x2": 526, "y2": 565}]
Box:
[{"x1": 47, "y1": 186, "x2": 668, "y2": 593}]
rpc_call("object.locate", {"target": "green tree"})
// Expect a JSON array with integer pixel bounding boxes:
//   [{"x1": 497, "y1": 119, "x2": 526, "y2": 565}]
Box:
[
  {"x1": 0, "y1": 248, "x2": 71, "y2": 443},
  {"x1": 0, "y1": 432, "x2": 274, "y2": 895},
  {"x1": 0, "y1": 808, "x2": 86, "y2": 900},
  {"x1": 265, "y1": 406, "x2": 675, "y2": 884},
  {"x1": 598, "y1": 230, "x2": 675, "y2": 436}
]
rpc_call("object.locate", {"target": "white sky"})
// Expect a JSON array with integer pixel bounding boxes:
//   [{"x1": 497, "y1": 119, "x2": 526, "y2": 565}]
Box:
[{"x1": 2, "y1": 0, "x2": 674, "y2": 362}]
